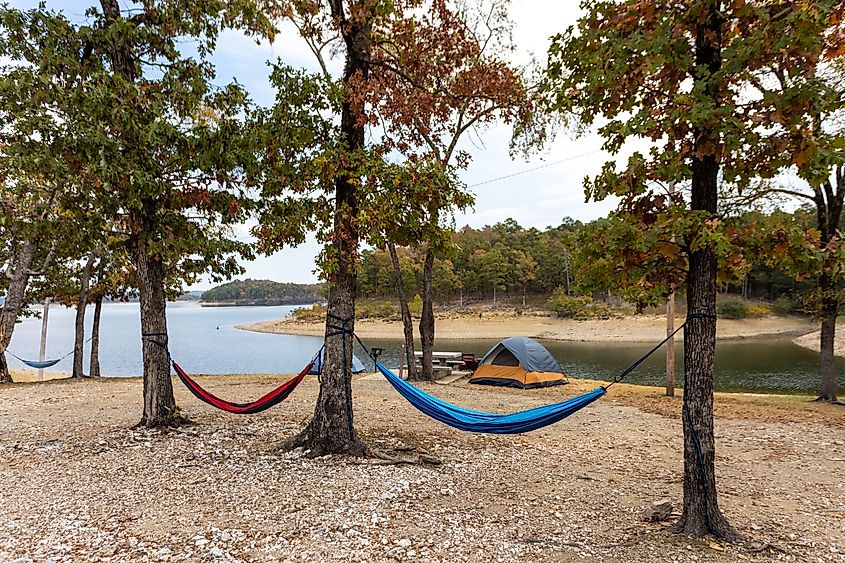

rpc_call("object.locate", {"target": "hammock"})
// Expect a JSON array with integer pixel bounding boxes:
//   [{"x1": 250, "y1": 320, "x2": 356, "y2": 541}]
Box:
[
  {"x1": 6, "y1": 350, "x2": 71, "y2": 369},
  {"x1": 173, "y1": 360, "x2": 312, "y2": 414},
  {"x1": 5, "y1": 336, "x2": 93, "y2": 370},
  {"x1": 376, "y1": 362, "x2": 606, "y2": 434}
]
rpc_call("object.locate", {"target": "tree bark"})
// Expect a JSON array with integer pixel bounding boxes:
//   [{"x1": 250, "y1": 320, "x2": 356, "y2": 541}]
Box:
[
  {"x1": 673, "y1": 2, "x2": 736, "y2": 539},
  {"x1": 0, "y1": 239, "x2": 40, "y2": 384},
  {"x1": 388, "y1": 243, "x2": 417, "y2": 380},
  {"x1": 286, "y1": 0, "x2": 370, "y2": 456},
  {"x1": 89, "y1": 294, "x2": 103, "y2": 378},
  {"x1": 132, "y1": 234, "x2": 180, "y2": 427},
  {"x1": 419, "y1": 247, "x2": 435, "y2": 381},
  {"x1": 72, "y1": 252, "x2": 97, "y2": 378},
  {"x1": 818, "y1": 289, "x2": 838, "y2": 402}
]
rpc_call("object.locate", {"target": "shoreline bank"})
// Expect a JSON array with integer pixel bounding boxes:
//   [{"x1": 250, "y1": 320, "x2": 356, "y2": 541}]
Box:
[{"x1": 239, "y1": 313, "x2": 817, "y2": 343}]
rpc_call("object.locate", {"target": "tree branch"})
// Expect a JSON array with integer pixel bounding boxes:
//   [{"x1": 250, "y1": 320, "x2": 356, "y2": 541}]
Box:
[{"x1": 26, "y1": 239, "x2": 58, "y2": 276}]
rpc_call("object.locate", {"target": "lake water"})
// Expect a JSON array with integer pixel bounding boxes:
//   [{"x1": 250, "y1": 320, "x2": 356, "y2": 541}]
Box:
[{"x1": 6, "y1": 302, "x2": 837, "y2": 395}]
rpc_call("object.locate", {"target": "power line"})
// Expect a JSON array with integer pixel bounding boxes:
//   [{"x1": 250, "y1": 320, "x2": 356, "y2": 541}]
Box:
[{"x1": 466, "y1": 149, "x2": 603, "y2": 188}]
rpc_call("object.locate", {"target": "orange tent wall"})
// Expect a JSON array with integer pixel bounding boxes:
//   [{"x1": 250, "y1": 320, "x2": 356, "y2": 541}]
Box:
[{"x1": 470, "y1": 364, "x2": 565, "y2": 386}]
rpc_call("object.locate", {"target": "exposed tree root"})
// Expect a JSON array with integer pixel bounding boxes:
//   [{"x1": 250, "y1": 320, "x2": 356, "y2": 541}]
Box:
[
  {"x1": 745, "y1": 542, "x2": 789, "y2": 555},
  {"x1": 135, "y1": 408, "x2": 191, "y2": 429},
  {"x1": 812, "y1": 396, "x2": 844, "y2": 406},
  {"x1": 670, "y1": 512, "x2": 742, "y2": 542},
  {"x1": 281, "y1": 425, "x2": 369, "y2": 458}
]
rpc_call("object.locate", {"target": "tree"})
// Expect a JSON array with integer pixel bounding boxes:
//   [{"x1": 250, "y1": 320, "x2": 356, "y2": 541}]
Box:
[
  {"x1": 367, "y1": 0, "x2": 529, "y2": 380},
  {"x1": 1, "y1": 3, "x2": 269, "y2": 420},
  {"x1": 513, "y1": 249, "x2": 538, "y2": 306},
  {"x1": 0, "y1": 184, "x2": 60, "y2": 383},
  {"x1": 727, "y1": 10, "x2": 845, "y2": 402},
  {"x1": 0, "y1": 15, "x2": 75, "y2": 381},
  {"x1": 535, "y1": 0, "x2": 839, "y2": 538},
  {"x1": 254, "y1": 1, "x2": 377, "y2": 455},
  {"x1": 255, "y1": 0, "x2": 516, "y2": 449}
]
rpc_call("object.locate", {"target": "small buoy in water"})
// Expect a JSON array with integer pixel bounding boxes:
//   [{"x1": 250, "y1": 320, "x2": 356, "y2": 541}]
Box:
[{"x1": 216, "y1": 326, "x2": 219, "y2": 330}]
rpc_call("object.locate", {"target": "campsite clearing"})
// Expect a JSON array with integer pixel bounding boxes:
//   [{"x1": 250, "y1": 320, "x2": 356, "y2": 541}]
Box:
[{"x1": 0, "y1": 374, "x2": 842, "y2": 562}]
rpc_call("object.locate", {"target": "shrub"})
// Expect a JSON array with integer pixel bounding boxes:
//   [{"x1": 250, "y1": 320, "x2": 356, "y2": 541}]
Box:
[
  {"x1": 292, "y1": 303, "x2": 325, "y2": 321},
  {"x1": 357, "y1": 300, "x2": 397, "y2": 319},
  {"x1": 773, "y1": 295, "x2": 799, "y2": 316},
  {"x1": 547, "y1": 290, "x2": 593, "y2": 318},
  {"x1": 717, "y1": 299, "x2": 748, "y2": 319},
  {"x1": 746, "y1": 303, "x2": 772, "y2": 318},
  {"x1": 409, "y1": 294, "x2": 423, "y2": 317}
]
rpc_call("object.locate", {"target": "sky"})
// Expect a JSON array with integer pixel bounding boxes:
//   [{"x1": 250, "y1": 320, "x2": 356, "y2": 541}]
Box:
[{"x1": 9, "y1": 1, "x2": 626, "y2": 289}]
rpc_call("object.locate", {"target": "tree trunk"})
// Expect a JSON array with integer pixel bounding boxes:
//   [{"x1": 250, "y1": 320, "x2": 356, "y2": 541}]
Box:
[
  {"x1": 0, "y1": 239, "x2": 39, "y2": 384},
  {"x1": 419, "y1": 248, "x2": 435, "y2": 382},
  {"x1": 388, "y1": 243, "x2": 417, "y2": 380},
  {"x1": 673, "y1": 2, "x2": 736, "y2": 539},
  {"x1": 132, "y1": 236, "x2": 180, "y2": 427},
  {"x1": 89, "y1": 294, "x2": 103, "y2": 378},
  {"x1": 286, "y1": 0, "x2": 370, "y2": 456},
  {"x1": 813, "y1": 168, "x2": 842, "y2": 403},
  {"x1": 72, "y1": 252, "x2": 96, "y2": 378},
  {"x1": 818, "y1": 292, "x2": 838, "y2": 402},
  {"x1": 100, "y1": 0, "x2": 178, "y2": 426}
]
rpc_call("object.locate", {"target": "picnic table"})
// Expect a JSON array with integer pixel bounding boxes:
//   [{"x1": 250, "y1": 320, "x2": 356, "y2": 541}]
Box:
[{"x1": 413, "y1": 350, "x2": 462, "y2": 378}]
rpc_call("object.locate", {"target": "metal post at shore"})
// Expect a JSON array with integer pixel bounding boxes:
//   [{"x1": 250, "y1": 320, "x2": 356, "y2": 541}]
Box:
[
  {"x1": 666, "y1": 289, "x2": 675, "y2": 397},
  {"x1": 399, "y1": 344, "x2": 405, "y2": 379},
  {"x1": 665, "y1": 180, "x2": 676, "y2": 397},
  {"x1": 38, "y1": 297, "x2": 50, "y2": 382}
]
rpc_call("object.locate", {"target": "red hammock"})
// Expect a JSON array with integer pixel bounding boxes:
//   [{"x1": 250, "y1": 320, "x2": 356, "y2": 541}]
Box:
[{"x1": 173, "y1": 361, "x2": 312, "y2": 414}]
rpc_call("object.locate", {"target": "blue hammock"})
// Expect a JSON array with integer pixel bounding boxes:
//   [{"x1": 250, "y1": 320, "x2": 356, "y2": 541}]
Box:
[
  {"x1": 14, "y1": 357, "x2": 63, "y2": 369},
  {"x1": 376, "y1": 362, "x2": 606, "y2": 434},
  {"x1": 6, "y1": 351, "x2": 67, "y2": 369}
]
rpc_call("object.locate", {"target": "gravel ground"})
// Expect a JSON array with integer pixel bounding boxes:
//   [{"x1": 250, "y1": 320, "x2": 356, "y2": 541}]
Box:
[{"x1": 0, "y1": 374, "x2": 843, "y2": 562}]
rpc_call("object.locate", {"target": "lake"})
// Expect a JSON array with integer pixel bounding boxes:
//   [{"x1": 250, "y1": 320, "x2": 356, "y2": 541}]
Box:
[{"x1": 6, "y1": 302, "x2": 836, "y2": 395}]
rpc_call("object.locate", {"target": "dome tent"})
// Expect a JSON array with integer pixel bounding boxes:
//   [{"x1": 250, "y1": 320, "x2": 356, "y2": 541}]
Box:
[
  {"x1": 469, "y1": 336, "x2": 567, "y2": 389},
  {"x1": 308, "y1": 348, "x2": 367, "y2": 375}
]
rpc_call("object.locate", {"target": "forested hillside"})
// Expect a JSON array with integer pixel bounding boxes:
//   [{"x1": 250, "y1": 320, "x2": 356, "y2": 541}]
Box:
[
  {"x1": 200, "y1": 279, "x2": 322, "y2": 306},
  {"x1": 358, "y1": 212, "x2": 820, "y2": 311}
]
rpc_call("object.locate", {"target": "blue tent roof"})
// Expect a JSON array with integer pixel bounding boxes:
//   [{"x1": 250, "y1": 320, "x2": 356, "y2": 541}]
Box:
[
  {"x1": 479, "y1": 336, "x2": 563, "y2": 374},
  {"x1": 309, "y1": 348, "x2": 367, "y2": 374}
]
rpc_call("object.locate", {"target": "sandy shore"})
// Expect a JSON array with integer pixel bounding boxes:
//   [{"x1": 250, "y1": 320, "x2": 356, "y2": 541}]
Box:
[
  {"x1": 793, "y1": 324, "x2": 845, "y2": 357},
  {"x1": 241, "y1": 314, "x2": 817, "y2": 342},
  {"x1": 9, "y1": 369, "x2": 72, "y2": 383},
  {"x1": 0, "y1": 374, "x2": 842, "y2": 562}
]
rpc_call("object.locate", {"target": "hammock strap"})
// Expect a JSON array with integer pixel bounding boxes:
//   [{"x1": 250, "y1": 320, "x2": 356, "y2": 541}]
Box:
[
  {"x1": 141, "y1": 332, "x2": 172, "y2": 363},
  {"x1": 603, "y1": 313, "x2": 716, "y2": 389}
]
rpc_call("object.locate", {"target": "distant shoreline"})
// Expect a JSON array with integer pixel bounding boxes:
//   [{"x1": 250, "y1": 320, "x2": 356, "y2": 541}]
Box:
[{"x1": 199, "y1": 300, "x2": 321, "y2": 308}]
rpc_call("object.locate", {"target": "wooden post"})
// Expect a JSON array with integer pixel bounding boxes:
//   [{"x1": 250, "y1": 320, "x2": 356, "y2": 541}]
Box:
[
  {"x1": 666, "y1": 289, "x2": 675, "y2": 397},
  {"x1": 666, "y1": 180, "x2": 676, "y2": 397},
  {"x1": 38, "y1": 297, "x2": 50, "y2": 382}
]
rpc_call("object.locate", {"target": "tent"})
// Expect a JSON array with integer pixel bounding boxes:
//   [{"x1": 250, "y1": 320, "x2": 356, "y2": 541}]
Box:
[
  {"x1": 308, "y1": 348, "x2": 368, "y2": 375},
  {"x1": 469, "y1": 336, "x2": 567, "y2": 389}
]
